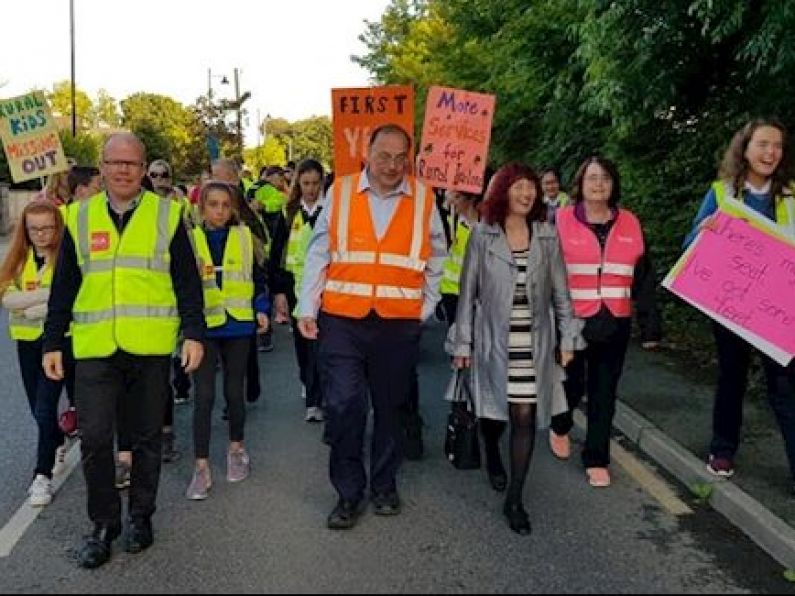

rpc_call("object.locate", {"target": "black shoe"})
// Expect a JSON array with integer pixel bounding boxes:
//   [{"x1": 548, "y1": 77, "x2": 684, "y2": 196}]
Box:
[
  {"x1": 327, "y1": 500, "x2": 361, "y2": 530},
  {"x1": 124, "y1": 518, "x2": 153, "y2": 554},
  {"x1": 372, "y1": 492, "x2": 401, "y2": 516},
  {"x1": 503, "y1": 500, "x2": 532, "y2": 536},
  {"x1": 78, "y1": 524, "x2": 120, "y2": 569}
]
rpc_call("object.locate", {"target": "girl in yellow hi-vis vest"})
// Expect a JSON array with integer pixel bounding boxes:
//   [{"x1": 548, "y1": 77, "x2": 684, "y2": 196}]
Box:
[
  {"x1": 186, "y1": 181, "x2": 270, "y2": 501},
  {"x1": 270, "y1": 159, "x2": 326, "y2": 423},
  {"x1": 0, "y1": 201, "x2": 74, "y2": 507},
  {"x1": 684, "y1": 119, "x2": 795, "y2": 485}
]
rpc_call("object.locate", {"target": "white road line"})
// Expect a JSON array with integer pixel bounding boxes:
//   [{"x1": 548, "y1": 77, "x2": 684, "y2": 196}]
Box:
[
  {"x1": 572, "y1": 411, "x2": 693, "y2": 517},
  {"x1": 0, "y1": 441, "x2": 81, "y2": 558}
]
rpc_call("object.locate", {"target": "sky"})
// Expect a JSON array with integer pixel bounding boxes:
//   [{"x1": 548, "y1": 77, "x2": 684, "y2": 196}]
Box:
[{"x1": 1, "y1": 0, "x2": 391, "y2": 147}]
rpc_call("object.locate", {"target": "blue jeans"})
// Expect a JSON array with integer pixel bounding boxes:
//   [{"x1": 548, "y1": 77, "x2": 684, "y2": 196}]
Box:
[{"x1": 17, "y1": 339, "x2": 68, "y2": 478}]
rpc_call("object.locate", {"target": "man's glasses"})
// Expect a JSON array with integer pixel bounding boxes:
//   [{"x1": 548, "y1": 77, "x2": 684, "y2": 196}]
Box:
[
  {"x1": 149, "y1": 171, "x2": 171, "y2": 179},
  {"x1": 103, "y1": 160, "x2": 144, "y2": 170}
]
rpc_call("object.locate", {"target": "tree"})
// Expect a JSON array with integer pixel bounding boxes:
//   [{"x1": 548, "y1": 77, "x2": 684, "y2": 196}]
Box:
[
  {"x1": 244, "y1": 137, "x2": 288, "y2": 176},
  {"x1": 59, "y1": 130, "x2": 101, "y2": 166},
  {"x1": 92, "y1": 89, "x2": 121, "y2": 129},
  {"x1": 120, "y1": 93, "x2": 195, "y2": 178},
  {"x1": 48, "y1": 80, "x2": 94, "y2": 129},
  {"x1": 290, "y1": 116, "x2": 333, "y2": 166}
]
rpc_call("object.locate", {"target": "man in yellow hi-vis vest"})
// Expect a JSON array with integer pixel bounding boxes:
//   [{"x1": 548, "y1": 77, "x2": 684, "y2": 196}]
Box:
[{"x1": 43, "y1": 134, "x2": 206, "y2": 570}]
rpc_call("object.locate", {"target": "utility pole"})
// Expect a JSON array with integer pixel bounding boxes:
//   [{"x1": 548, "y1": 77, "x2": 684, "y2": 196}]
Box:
[
  {"x1": 70, "y1": 0, "x2": 76, "y2": 136},
  {"x1": 234, "y1": 68, "x2": 242, "y2": 159}
]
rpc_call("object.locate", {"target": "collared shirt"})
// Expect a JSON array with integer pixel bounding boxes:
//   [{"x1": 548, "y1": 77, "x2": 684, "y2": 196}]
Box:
[
  {"x1": 106, "y1": 190, "x2": 143, "y2": 215},
  {"x1": 301, "y1": 199, "x2": 322, "y2": 220},
  {"x1": 297, "y1": 169, "x2": 447, "y2": 321}
]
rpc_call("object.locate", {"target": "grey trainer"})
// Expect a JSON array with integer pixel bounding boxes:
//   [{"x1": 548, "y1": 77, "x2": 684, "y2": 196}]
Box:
[
  {"x1": 227, "y1": 449, "x2": 251, "y2": 483},
  {"x1": 186, "y1": 468, "x2": 212, "y2": 501}
]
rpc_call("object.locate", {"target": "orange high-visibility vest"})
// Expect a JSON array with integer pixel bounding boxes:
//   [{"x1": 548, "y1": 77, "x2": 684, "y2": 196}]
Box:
[
  {"x1": 322, "y1": 174, "x2": 433, "y2": 320},
  {"x1": 557, "y1": 205, "x2": 644, "y2": 318}
]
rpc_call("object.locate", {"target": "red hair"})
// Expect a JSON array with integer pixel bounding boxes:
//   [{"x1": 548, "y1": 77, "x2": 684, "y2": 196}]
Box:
[
  {"x1": 0, "y1": 201, "x2": 64, "y2": 295},
  {"x1": 479, "y1": 163, "x2": 546, "y2": 226}
]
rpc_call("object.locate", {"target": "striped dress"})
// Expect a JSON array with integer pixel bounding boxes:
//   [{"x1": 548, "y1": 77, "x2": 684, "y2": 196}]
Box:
[{"x1": 507, "y1": 250, "x2": 537, "y2": 404}]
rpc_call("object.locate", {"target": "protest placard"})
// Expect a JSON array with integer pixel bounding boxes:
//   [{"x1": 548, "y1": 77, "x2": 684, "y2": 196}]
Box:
[
  {"x1": 663, "y1": 211, "x2": 795, "y2": 365},
  {"x1": 0, "y1": 92, "x2": 68, "y2": 183},
  {"x1": 331, "y1": 85, "x2": 414, "y2": 176},
  {"x1": 417, "y1": 86, "x2": 495, "y2": 194}
]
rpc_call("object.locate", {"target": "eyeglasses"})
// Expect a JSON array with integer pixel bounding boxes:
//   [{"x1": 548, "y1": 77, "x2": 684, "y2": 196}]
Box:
[
  {"x1": 149, "y1": 171, "x2": 171, "y2": 179},
  {"x1": 27, "y1": 225, "x2": 57, "y2": 235},
  {"x1": 373, "y1": 153, "x2": 409, "y2": 167},
  {"x1": 103, "y1": 160, "x2": 144, "y2": 170}
]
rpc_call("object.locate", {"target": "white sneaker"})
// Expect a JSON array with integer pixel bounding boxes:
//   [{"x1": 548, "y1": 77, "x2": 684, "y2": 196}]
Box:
[
  {"x1": 301, "y1": 386, "x2": 307, "y2": 400},
  {"x1": 28, "y1": 475, "x2": 53, "y2": 507},
  {"x1": 305, "y1": 407, "x2": 325, "y2": 423},
  {"x1": 52, "y1": 445, "x2": 68, "y2": 476}
]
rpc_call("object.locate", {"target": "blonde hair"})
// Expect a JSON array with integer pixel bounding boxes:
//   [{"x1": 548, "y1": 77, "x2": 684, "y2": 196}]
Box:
[{"x1": 43, "y1": 170, "x2": 71, "y2": 204}]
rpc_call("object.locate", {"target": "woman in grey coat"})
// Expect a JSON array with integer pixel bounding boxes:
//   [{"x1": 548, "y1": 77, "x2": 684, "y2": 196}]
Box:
[{"x1": 448, "y1": 163, "x2": 585, "y2": 535}]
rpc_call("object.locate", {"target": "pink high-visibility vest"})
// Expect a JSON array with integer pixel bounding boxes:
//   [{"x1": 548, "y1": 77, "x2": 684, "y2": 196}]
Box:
[{"x1": 557, "y1": 206, "x2": 644, "y2": 318}]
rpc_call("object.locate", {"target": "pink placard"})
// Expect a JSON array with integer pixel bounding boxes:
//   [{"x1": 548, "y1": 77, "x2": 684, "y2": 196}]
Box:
[
  {"x1": 417, "y1": 86, "x2": 496, "y2": 194},
  {"x1": 666, "y1": 212, "x2": 795, "y2": 363}
]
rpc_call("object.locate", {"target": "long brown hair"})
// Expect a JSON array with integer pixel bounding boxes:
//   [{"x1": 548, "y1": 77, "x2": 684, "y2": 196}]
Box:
[
  {"x1": 0, "y1": 201, "x2": 65, "y2": 295},
  {"x1": 719, "y1": 119, "x2": 791, "y2": 199},
  {"x1": 286, "y1": 159, "x2": 325, "y2": 221}
]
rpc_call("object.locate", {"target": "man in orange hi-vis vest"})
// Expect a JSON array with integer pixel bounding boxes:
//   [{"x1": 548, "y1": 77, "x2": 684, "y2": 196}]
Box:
[{"x1": 298, "y1": 124, "x2": 447, "y2": 530}]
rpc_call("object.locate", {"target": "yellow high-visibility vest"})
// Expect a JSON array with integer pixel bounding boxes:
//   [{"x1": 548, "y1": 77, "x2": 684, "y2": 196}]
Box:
[
  {"x1": 193, "y1": 225, "x2": 255, "y2": 328},
  {"x1": 7, "y1": 249, "x2": 52, "y2": 341},
  {"x1": 67, "y1": 191, "x2": 182, "y2": 359}
]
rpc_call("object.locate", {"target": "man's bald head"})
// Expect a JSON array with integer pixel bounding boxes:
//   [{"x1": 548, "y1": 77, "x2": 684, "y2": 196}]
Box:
[
  {"x1": 103, "y1": 133, "x2": 146, "y2": 163},
  {"x1": 211, "y1": 159, "x2": 240, "y2": 184}
]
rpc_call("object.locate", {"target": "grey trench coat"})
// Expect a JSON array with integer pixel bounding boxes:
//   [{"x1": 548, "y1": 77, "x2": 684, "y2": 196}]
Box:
[{"x1": 446, "y1": 221, "x2": 585, "y2": 428}]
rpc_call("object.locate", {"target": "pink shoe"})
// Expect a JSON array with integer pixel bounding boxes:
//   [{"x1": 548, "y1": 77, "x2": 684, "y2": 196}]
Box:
[
  {"x1": 549, "y1": 432, "x2": 571, "y2": 460},
  {"x1": 586, "y1": 467, "x2": 611, "y2": 488}
]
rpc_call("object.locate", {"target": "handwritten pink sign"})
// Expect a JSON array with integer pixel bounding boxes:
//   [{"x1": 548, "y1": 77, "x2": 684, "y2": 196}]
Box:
[
  {"x1": 417, "y1": 86, "x2": 496, "y2": 194},
  {"x1": 664, "y1": 212, "x2": 795, "y2": 364}
]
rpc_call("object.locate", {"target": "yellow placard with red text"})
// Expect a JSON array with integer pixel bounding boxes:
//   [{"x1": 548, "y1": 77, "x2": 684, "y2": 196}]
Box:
[
  {"x1": 332, "y1": 86, "x2": 414, "y2": 176},
  {"x1": 0, "y1": 92, "x2": 68, "y2": 183}
]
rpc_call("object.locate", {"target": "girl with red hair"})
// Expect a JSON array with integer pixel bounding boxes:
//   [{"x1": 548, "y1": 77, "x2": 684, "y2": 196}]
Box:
[{"x1": 0, "y1": 201, "x2": 73, "y2": 507}]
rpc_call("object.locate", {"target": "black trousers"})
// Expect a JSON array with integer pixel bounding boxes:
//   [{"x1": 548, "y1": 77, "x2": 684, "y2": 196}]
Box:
[
  {"x1": 319, "y1": 312, "x2": 421, "y2": 503},
  {"x1": 287, "y1": 290, "x2": 322, "y2": 408},
  {"x1": 246, "y1": 334, "x2": 261, "y2": 401},
  {"x1": 551, "y1": 319, "x2": 631, "y2": 468},
  {"x1": 76, "y1": 352, "x2": 170, "y2": 527},
  {"x1": 17, "y1": 339, "x2": 68, "y2": 478},
  {"x1": 192, "y1": 337, "x2": 250, "y2": 459},
  {"x1": 711, "y1": 323, "x2": 795, "y2": 478}
]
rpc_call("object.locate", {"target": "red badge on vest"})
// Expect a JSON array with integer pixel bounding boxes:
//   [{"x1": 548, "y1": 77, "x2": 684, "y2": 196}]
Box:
[{"x1": 91, "y1": 232, "x2": 110, "y2": 252}]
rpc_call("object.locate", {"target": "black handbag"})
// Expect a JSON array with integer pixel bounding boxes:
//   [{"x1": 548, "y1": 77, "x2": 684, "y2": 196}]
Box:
[{"x1": 444, "y1": 371, "x2": 481, "y2": 470}]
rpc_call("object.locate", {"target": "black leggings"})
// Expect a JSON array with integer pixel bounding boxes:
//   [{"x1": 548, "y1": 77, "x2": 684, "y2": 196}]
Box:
[{"x1": 192, "y1": 337, "x2": 250, "y2": 459}]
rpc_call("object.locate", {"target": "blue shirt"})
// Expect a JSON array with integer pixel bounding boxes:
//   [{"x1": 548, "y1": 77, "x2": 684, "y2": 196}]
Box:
[
  {"x1": 204, "y1": 227, "x2": 270, "y2": 339},
  {"x1": 683, "y1": 185, "x2": 776, "y2": 248}
]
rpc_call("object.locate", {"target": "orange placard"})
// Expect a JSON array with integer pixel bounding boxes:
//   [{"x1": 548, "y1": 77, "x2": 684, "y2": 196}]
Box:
[
  {"x1": 332, "y1": 86, "x2": 414, "y2": 176},
  {"x1": 417, "y1": 86, "x2": 496, "y2": 194}
]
